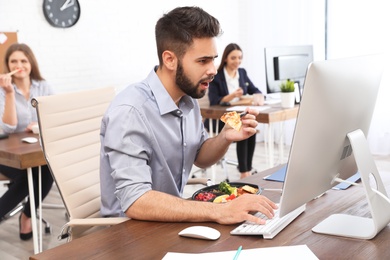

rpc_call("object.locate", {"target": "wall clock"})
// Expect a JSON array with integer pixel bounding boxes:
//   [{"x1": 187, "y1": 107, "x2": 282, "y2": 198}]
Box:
[{"x1": 43, "y1": 0, "x2": 81, "y2": 28}]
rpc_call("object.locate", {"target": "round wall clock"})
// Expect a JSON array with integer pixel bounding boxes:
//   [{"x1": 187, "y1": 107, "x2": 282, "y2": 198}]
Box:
[{"x1": 43, "y1": 0, "x2": 81, "y2": 28}]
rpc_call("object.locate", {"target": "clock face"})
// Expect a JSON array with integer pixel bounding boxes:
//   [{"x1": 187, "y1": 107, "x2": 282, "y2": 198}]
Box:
[{"x1": 43, "y1": 0, "x2": 81, "y2": 28}]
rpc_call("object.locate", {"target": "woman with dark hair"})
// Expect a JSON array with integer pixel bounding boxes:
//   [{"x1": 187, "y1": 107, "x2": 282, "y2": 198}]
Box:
[
  {"x1": 0, "y1": 43, "x2": 54, "y2": 240},
  {"x1": 208, "y1": 43, "x2": 264, "y2": 179}
]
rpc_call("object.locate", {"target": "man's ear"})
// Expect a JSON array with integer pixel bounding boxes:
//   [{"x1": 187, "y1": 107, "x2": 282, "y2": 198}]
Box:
[{"x1": 162, "y1": 50, "x2": 177, "y2": 71}]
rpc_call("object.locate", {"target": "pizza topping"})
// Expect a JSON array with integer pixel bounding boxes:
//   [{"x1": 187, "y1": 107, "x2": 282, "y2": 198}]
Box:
[{"x1": 220, "y1": 111, "x2": 242, "y2": 131}]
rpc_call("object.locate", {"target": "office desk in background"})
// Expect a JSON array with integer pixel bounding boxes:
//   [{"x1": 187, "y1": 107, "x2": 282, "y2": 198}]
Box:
[
  {"x1": 200, "y1": 104, "x2": 299, "y2": 167},
  {"x1": 30, "y1": 165, "x2": 390, "y2": 260},
  {"x1": 0, "y1": 132, "x2": 46, "y2": 254}
]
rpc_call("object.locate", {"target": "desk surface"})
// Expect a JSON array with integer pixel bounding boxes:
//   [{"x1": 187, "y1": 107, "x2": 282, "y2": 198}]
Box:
[
  {"x1": 200, "y1": 104, "x2": 299, "y2": 124},
  {"x1": 30, "y1": 165, "x2": 390, "y2": 260},
  {"x1": 0, "y1": 132, "x2": 45, "y2": 169}
]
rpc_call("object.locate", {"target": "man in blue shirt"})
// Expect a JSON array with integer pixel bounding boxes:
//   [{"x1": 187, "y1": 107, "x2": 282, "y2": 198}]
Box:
[{"x1": 100, "y1": 6, "x2": 277, "y2": 225}]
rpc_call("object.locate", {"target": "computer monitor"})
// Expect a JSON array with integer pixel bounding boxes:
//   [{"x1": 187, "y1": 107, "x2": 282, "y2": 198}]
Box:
[
  {"x1": 265, "y1": 45, "x2": 313, "y2": 94},
  {"x1": 278, "y1": 54, "x2": 390, "y2": 239}
]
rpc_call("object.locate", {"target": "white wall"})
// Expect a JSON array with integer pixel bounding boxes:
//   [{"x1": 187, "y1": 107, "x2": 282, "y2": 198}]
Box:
[
  {"x1": 0, "y1": 0, "x2": 324, "y2": 94},
  {"x1": 3, "y1": 1, "x2": 388, "y2": 155},
  {"x1": 242, "y1": 0, "x2": 325, "y2": 88},
  {"x1": 327, "y1": 0, "x2": 390, "y2": 155}
]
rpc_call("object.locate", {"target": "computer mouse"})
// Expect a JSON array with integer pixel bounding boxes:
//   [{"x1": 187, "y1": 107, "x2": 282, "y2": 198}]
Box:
[
  {"x1": 21, "y1": 137, "x2": 38, "y2": 144},
  {"x1": 178, "y1": 225, "x2": 221, "y2": 240}
]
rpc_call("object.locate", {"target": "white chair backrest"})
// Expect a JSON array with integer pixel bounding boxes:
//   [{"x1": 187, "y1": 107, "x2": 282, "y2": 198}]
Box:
[{"x1": 32, "y1": 87, "x2": 115, "y2": 220}]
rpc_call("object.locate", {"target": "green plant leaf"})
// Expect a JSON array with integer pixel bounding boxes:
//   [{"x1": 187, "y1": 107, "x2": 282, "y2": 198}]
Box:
[{"x1": 280, "y1": 79, "x2": 295, "y2": 92}]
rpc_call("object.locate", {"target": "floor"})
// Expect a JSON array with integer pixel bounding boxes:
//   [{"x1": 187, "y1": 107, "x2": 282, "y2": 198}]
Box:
[{"x1": 0, "y1": 141, "x2": 389, "y2": 260}]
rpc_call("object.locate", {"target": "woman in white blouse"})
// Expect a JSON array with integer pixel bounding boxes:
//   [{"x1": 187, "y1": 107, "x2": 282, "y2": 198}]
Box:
[{"x1": 207, "y1": 43, "x2": 264, "y2": 178}]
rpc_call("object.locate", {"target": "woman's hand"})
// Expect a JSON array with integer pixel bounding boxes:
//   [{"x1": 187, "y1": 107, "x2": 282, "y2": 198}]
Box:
[
  {"x1": 0, "y1": 73, "x2": 14, "y2": 93},
  {"x1": 25, "y1": 122, "x2": 38, "y2": 132},
  {"x1": 233, "y1": 88, "x2": 244, "y2": 98}
]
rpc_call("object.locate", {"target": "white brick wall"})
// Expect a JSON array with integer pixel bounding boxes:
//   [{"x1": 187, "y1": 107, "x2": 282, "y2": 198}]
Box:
[{"x1": 0, "y1": 0, "x2": 324, "y2": 94}]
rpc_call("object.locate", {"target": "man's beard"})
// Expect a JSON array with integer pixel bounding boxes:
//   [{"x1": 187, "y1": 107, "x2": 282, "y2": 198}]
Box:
[{"x1": 175, "y1": 61, "x2": 213, "y2": 99}]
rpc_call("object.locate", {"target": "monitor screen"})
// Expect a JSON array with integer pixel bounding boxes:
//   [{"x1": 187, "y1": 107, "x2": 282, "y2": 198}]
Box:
[
  {"x1": 278, "y1": 54, "x2": 386, "y2": 238},
  {"x1": 265, "y1": 45, "x2": 313, "y2": 94}
]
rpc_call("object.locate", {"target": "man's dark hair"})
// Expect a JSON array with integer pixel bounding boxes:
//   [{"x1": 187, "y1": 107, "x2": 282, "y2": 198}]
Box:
[{"x1": 155, "y1": 6, "x2": 222, "y2": 65}]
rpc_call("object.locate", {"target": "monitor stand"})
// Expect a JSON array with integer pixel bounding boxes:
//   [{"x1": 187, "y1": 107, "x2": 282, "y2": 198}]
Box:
[{"x1": 312, "y1": 129, "x2": 390, "y2": 239}]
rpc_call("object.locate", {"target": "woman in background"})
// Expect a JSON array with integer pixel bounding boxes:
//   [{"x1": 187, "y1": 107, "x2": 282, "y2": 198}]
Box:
[
  {"x1": 0, "y1": 43, "x2": 54, "y2": 240},
  {"x1": 208, "y1": 43, "x2": 264, "y2": 179}
]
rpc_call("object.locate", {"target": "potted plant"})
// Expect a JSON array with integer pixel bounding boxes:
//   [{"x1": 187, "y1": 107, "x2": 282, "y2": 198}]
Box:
[{"x1": 280, "y1": 79, "x2": 295, "y2": 108}]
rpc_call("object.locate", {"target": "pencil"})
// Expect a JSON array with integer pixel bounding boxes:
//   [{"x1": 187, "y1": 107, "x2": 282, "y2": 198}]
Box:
[{"x1": 233, "y1": 245, "x2": 242, "y2": 260}]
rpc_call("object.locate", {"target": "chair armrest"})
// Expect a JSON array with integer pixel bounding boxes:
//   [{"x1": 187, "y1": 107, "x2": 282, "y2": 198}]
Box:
[
  {"x1": 66, "y1": 217, "x2": 128, "y2": 227},
  {"x1": 58, "y1": 217, "x2": 128, "y2": 241}
]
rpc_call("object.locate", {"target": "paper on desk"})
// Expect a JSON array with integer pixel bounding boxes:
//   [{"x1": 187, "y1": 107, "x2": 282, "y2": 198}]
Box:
[
  {"x1": 226, "y1": 105, "x2": 270, "y2": 112},
  {"x1": 162, "y1": 245, "x2": 318, "y2": 260},
  {"x1": 264, "y1": 99, "x2": 281, "y2": 105}
]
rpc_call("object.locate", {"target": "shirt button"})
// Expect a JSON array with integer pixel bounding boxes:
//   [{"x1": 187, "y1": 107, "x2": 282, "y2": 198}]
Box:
[{"x1": 184, "y1": 142, "x2": 187, "y2": 146}]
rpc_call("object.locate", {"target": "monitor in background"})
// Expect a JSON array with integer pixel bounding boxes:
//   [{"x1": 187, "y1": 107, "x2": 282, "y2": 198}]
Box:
[
  {"x1": 278, "y1": 54, "x2": 390, "y2": 239},
  {"x1": 265, "y1": 45, "x2": 313, "y2": 95}
]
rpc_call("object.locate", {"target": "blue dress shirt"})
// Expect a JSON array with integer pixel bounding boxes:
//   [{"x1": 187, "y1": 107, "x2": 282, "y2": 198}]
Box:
[{"x1": 100, "y1": 68, "x2": 208, "y2": 217}]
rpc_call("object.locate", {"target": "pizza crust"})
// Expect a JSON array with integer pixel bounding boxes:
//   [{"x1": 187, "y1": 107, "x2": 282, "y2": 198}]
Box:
[{"x1": 220, "y1": 111, "x2": 242, "y2": 131}]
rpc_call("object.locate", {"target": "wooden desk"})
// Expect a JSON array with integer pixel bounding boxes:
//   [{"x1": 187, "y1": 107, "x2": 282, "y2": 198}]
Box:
[
  {"x1": 0, "y1": 132, "x2": 45, "y2": 168},
  {"x1": 30, "y1": 165, "x2": 390, "y2": 260},
  {"x1": 200, "y1": 104, "x2": 299, "y2": 167},
  {"x1": 200, "y1": 104, "x2": 299, "y2": 124},
  {"x1": 0, "y1": 132, "x2": 46, "y2": 254}
]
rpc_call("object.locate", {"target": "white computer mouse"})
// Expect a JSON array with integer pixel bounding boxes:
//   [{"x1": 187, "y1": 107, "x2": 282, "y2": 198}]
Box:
[
  {"x1": 21, "y1": 137, "x2": 38, "y2": 144},
  {"x1": 178, "y1": 225, "x2": 221, "y2": 240}
]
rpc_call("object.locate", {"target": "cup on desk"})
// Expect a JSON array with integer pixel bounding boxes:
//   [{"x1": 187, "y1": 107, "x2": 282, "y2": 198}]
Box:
[
  {"x1": 31, "y1": 124, "x2": 39, "y2": 134},
  {"x1": 252, "y1": 94, "x2": 265, "y2": 106}
]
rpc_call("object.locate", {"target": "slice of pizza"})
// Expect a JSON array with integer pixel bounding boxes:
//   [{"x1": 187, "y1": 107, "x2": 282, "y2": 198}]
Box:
[{"x1": 220, "y1": 111, "x2": 242, "y2": 131}]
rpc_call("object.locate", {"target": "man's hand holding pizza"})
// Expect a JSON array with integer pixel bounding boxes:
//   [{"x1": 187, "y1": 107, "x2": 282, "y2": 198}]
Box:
[
  {"x1": 195, "y1": 108, "x2": 259, "y2": 170},
  {"x1": 220, "y1": 108, "x2": 259, "y2": 142}
]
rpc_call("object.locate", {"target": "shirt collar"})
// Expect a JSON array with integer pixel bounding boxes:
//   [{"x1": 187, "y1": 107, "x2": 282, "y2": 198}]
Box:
[
  {"x1": 146, "y1": 67, "x2": 195, "y2": 117},
  {"x1": 224, "y1": 67, "x2": 239, "y2": 81},
  {"x1": 13, "y1": 79, "x2": 38, "y2": 94}
]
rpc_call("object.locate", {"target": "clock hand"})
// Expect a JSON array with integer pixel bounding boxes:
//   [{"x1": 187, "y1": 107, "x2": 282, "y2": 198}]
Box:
[{"x1": 60, "y1": 0, "x2": 75, "y2": 11}]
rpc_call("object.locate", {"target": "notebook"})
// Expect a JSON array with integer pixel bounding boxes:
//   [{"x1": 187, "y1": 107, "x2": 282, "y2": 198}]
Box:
[{"x1": 264, "y1": 165, "x2": 360, "y2": 190}]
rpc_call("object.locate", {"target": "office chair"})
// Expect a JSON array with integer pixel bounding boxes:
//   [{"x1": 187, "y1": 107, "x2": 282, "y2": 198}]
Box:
[{"x1": 32, "y1": 87, "x2": 127, "y2": 241}]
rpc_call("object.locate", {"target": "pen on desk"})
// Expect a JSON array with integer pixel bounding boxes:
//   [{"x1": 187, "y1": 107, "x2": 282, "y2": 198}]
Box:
[{"x1": 233, "y1": 245, "x2": 242, "y2": 260}]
